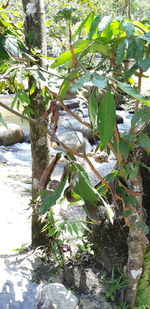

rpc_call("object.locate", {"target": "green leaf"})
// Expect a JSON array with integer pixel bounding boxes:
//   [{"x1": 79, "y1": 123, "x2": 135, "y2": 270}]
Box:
[
  {"x1": 141, "y1": 31, "x2": 150, "y2": 43},
  {"x1": 116, "y1": 40, "x2": 126, "y2": 64},
  {"x1": 116, "y1": 81, "x2": 150, "y2": 106},
  {"x1": 98, "y1": 92, "x2": 116, "y2": 149},
  {"x1": 122, "y1": 210, "x2": 132, "y2": 217},
  {"x1": 18, "y1": 91, "x2": 30, "y2": 104},
  {"x1": 71, "y1": 223, "x2": 79, "y2": 235},
  {"x1": 67, "y1": 223, "x2": 73, "y2": 236},
  {"x1": 87, "y1": 14, "x2": 102, "y2": 39},
  {"x1": 131, "y1": 110, "x2": 142, "y2": 128},
  {"x1": 134, "y1": 38, "x2": 145, "y2": 62},
  {"x1": 122, "y1": 21, "x2": 135, "y2": 35},
  {"x1": 30, "y1": 82, "x2": 37, "y2": 95},
  {"x1": 11, "y1": 93, "x2": 19, "y2": 109},
  {"x1": 139, "y1": 133, "x2": 150, "y2": 150},
  {"x1": 72, "y1": 12, "x2": 94, "y2": 40},
  {"x1": 129, "y1": 215, "x2": 137, "y2": 223},
  {"x1": 128, "y1": 195, "x2": 139, "y2": 206},
  {"x1": 71, "y1": 71, "x2": 91, "y2": 92},
  {"x1": 136, "y1": 220, "x2": 143, "y2": 228},
  {"x1": 98, "y1": 15, "x2": 112, "y2": 33},
  {"x1": 59, "y1": 71, "x2": 77, "y2": 99},
  {"x1": 129, "y1": 166, "x2": 139, "y2": 179},
  {"x1": 3, "y1": 35, "x2": 20, "y2": 58},
  {"x1": 143, "y1": 225, "x2": 149, "y2": 235},
  {"x1": 74, "y1": 39, "x2": 92, "y2": 49},
  {"x1": 51, "y1": 47, "x2": 83, "y2": 69},
  {"x1": 100, "y1": 196, "x2": 114, "y2": 224},
  {"x1": 125, "y1": 63, "x2": 139, "y2": 79},
  {"x1": 138, "y1": 58, "x2": 150, "y2": 71},
  {"x1": 91, "y1": 73, "x2": 107, "y2": 90},
  {"x1": 126, "y1": 39, "x2": 136, "y2": 59},
  {"x1": 74, "y1": 163, "x2": 99, "y2": 204},
  {"x1": 40, "y1": 174, "x2": 68, "y2": 215},
  {"x1": 89, "y1": 91, "x2": 98, "y2": 130},
  {"x1": 119, "y1": 139, "x2": 129, "y2": 159},
  {"x1": 0, "y1": 113, "x2": 7, "y2": 127},
  {"x1": 90, "y1": 40, "x2": 110, "y2": 56}
]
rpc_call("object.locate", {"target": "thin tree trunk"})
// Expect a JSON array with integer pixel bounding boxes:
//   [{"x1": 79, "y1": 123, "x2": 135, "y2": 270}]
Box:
[
  {"x1": 124, "y1": 175, "x2": 148, "y2": 308},
  {"x1": 22, "y1": 0, "x2": 50, "y2": 245}
]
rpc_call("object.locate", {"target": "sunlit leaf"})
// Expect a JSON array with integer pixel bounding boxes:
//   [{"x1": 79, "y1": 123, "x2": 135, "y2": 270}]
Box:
[
  {"x1": 98, "y1": 15, "x2": 112, "y2": 33},
  {"x1": 122, "y1": 21, "x2": 135, "y2": 35},
  {"x1": 72, "y1": 12, "x2": 94, "y2": 39},
  {"x1": 51, "y1": 47, "x2": 84, "y2": 68},
  {"x1": 90, "y1": 40, "x2": 110, "y2": 56},
  {"x1": 116, "y1": 81, "x2": 150, "y2": 106},
  {"x1": 71, "y1": 71, "x2": 91, "y2": 92},
  {"x1": 91, "y1": 73, "x2": 107, "y2": 90},
  {"x1": 59, "y1": 71, "x2": 77, "y2": 99},
  {"x1": 3, "y1": 35, "x2": 20, "y2": 58},
  {"x1": 87, "y1": 14, "x2": 102, "y2": 39},
  {"x1": 40, "y1": 174, "x2": 68, "y2": 215}
]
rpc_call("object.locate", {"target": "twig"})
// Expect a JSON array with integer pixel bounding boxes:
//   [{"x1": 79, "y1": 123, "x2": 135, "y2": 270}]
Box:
[
  {"x1": 135, "y1": 68, "x2": 143, "y2": 113},
  {"x1": 0, "y1": 101, "x2": 36, "y2": 124},
  {"x1": 2, "y1": 0, "x2": 10, "y2": 8}
]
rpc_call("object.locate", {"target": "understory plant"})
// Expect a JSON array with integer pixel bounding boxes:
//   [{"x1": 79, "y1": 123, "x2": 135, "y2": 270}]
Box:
[
  {"x1": 0, "y1": 7, "x2": 150, "y2": 309},
  {"x1": 38, "y1": 13, "x2": 150, "y2": 308}
]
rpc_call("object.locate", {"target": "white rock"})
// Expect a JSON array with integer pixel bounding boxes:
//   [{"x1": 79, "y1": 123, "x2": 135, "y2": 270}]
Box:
[
  {"x1": 0, "y1": 123, "x2": 23, "y2": 146},
  {"x1": 36, "y1": 282, "x2": 78, "y2": 309},
  {"x1": 52, "y1": 131, "x2": 91, "y2": 153}
]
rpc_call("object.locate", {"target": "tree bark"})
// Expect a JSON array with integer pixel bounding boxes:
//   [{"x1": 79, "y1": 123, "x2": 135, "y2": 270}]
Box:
[
  {"x1": 124, "y1": 176, "x2": 148, "y2": 308},
  {"x1": 22, "y1": 0, "x2": 50, "y2": 245}
]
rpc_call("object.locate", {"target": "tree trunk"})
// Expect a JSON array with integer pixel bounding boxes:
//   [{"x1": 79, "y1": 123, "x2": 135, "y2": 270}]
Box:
[
  {"x1": 22, "y1": 0, "x2": 50, "y2": 245},
  {"x1": 124, "y1": 176, "x2": 148, "y2": 308}
]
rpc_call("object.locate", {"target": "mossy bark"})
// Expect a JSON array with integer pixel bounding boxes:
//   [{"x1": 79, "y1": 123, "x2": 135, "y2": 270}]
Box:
[{"x1": 22, "y1": 0, "x2": 50, "y2": 245}]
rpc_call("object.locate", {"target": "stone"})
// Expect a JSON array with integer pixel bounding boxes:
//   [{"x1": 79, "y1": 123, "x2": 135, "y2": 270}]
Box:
[
  {"x1": 36, "y1": 282, "x2": 78, "y2": 309},
  {"x1": 64, "y1": 90, "x2": 77, "y2": 100},
  {"x1": 116, "y1": 114, "x2": 123, "y2": 124},
  {"x1": 22, "y1": 129, "x2": 30, "y2": 143},
  {"x1": 63, "y1": 99, "x2": 80, "y2": 109},
  {"x1": 58, "y1": 116, "x2": 93, "y2": 141},
  {"x1": 79, "y1": 297, "x2": 112, "y2": 309},
  {"x1": 52, "y1": 131, "x2": 91, "y2": 153},
  {"x1": 0, "y1": 123, "x2": 23, "y2": 146}
]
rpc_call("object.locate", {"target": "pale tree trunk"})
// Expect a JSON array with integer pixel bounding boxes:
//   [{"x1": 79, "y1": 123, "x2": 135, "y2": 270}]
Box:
[
  {"x1": 124, "y1": 175, "x2": 148, "y2": 308},
  {"x1": 22, "y1": 0, "x2": 50, "y2": 245},
  {"x1": 122, "y1": 0, "x2": 131, "y2": 19}
]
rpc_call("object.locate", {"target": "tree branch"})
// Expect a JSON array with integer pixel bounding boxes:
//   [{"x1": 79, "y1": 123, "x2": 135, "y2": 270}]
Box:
[{"x1": 0, "y1": 101, "x2": 36, "y2": 124}]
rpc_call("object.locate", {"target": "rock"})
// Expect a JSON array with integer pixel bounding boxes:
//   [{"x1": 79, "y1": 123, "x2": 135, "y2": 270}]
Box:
[
  {"x1": 116, "y1": 114, "x2": 123, "y2": 124},
  {"x1": 58, "y1": 116, "x2": 93, "y2": 141},
  {"x1": 52, "y1": 131, "x2": 91, "y2": 153},
  {"x1": 0, "y1": 123, "x2": 24, "y2": 146},
  {"x1": 36, "y1": 282, "x2": 78, "y2": 309},
  {"x1": 64, "y1": 90, "x2": 77, "y2": 100},
  {"x1": 79, "y1": 297, "x2": 112, "y2": 309},
  {"x1": 63, "y1": 99, "x2": 80, "y2": 109},
  {"x1": 22, "y1": 129, "x2": 30, "y2": 143},
  {"x1": 89, "y1": 218, "x2": 128, "y2": 272}
]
